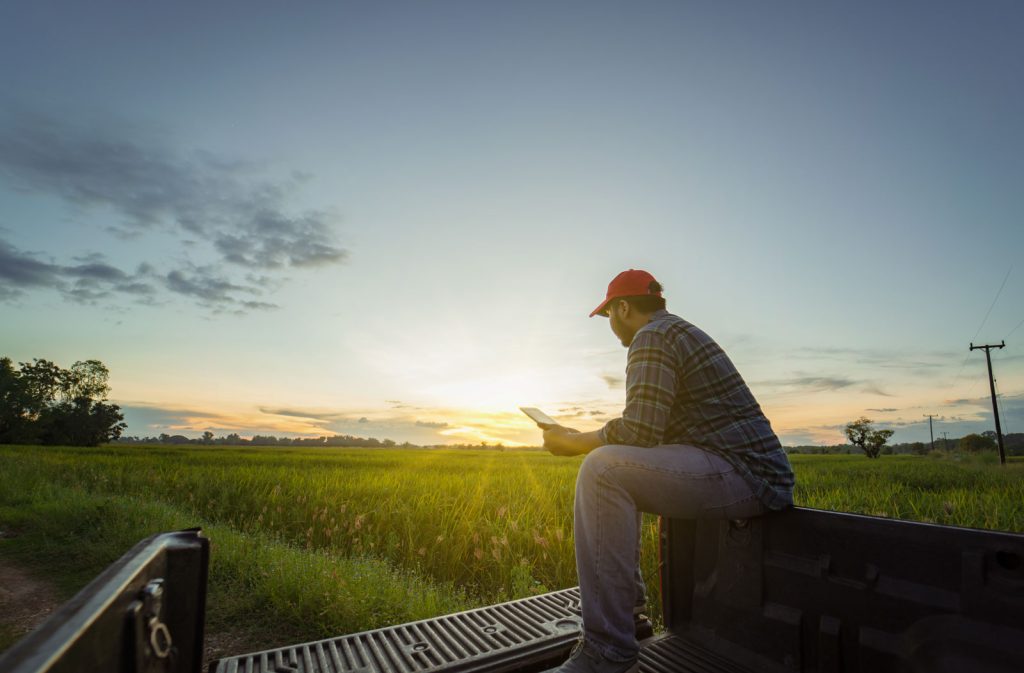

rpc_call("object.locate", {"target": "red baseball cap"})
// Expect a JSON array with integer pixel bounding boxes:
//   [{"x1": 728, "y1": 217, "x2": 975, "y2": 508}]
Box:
[{"x1": 589, "y1": 269, "x2": 662, "y2": 317}]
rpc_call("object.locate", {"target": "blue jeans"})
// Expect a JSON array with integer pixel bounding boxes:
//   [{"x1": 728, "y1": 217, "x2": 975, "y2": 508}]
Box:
[{"x1": 574, "y1": 443, "x2": 766, "y2": 661}]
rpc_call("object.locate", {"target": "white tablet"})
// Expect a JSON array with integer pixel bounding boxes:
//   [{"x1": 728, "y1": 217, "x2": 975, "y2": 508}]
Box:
[{"x1": 519, "y1": 407, "x2": 559, "y2": 427}]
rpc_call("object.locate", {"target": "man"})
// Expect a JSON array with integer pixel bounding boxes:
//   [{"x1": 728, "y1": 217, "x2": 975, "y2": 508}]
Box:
[{"x1": 543, "y1": 269, "x2": 795, "y2": 673}]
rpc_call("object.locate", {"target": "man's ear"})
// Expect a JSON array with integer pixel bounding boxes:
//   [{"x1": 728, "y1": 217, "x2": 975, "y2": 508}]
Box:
[{"x1": 612, "y1": 299, "x2": 629, "y2": 318}]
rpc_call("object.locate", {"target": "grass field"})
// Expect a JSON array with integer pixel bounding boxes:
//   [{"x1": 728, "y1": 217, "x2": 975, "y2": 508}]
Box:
[{"x1": 1, "y1": 445, "x2": 1022, "y2": 656}]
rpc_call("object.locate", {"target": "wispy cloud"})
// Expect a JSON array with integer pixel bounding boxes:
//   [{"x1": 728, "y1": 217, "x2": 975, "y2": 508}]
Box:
[
  {"x1": 792, "y1": 346, "x2": 955, "y2": 371},
  {"x1": 601, "y1": 374, "x2": 624, "y2": 389},
  {"x1": 755, "y1": 375, "x2": 857, "y2": 392},
  {"x1": 258, "y1": 406, "x2": 349, "y2": 422},
  {"x1": 860, "y1": 384, "x2": 894, "y2": 397},
  {"x1": 0, "y1": 239, "x2": 283, "y2": 312},
  {"x1": 557, "y1": 405, "x2": 608, "y2": 418},
  {"x1": 0, "y1": 239, "x2": 160, "y2": 303},
  {"x1": 0, "y1": 109, "x2": 348, "y2": 311},
  {"x1": 755, "y1": 373, "x2": 892, "y2": 397}
]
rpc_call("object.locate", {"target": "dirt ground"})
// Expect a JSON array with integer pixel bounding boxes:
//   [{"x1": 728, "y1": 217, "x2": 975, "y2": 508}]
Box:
[{"x1": 0, "y1": 557, "x2": 63, "y2": 649}]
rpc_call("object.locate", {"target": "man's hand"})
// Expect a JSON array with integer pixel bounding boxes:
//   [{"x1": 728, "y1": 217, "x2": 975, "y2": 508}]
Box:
[{"x1": 543, "y1": 426, "x2": 603, "y2": 456}]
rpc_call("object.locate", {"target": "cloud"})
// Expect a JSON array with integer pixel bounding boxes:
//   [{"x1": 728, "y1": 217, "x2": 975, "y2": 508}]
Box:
[
  {"x1": 164, "y1": 264, "x2": 277, "y2": 311},
  {"x1": 0, "y1": 239, "x2": 281, "y2": 311},
  {"x1": 119, "y1": 404, "x2": 260, "y2": 434},
  {"x1": 756, "y1": 375, "x2": 857, "y2": 392},
  {"x1": 866, "y1": 408, "x2": 899, "y2": 413},
  {"x1": 793, "y1": 346, "x2": 954, "y2": 371},
  {"x1": 0, "y1": 109, "x2": 348, "y2": 311},
  {"x1": 0, "y1": 239, "x2": 62, "y2": 289},
  {"x1": 555, "y1": 406, "x2": 608, "y2": 418},
  {"x1": 258, "y1": 406, "x2": 349, "y2": 422},
  {"x1": 756, "y1": 373, "x2": 892, "y2": 397},
  {"x1": 0, "y1": 239, "x2": 160, "y2": 304},
  {"x1": 415, "y1": 420, "x2": 449, "y2": 428},
  {"x1": 601, "y1": 374, "x2": 624, "y2": 389}
]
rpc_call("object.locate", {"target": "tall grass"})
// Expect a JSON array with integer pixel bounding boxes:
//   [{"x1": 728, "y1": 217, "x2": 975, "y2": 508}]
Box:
[
  {"x1": 1, "y1": 445, "x2": 1021, "y2": 655},
  {"x1": 791, "y1": 453, "x2": 1024, "y2": 531}
]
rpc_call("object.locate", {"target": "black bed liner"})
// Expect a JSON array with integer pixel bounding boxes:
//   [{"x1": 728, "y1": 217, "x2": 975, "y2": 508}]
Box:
[
  {"x1": 213, "y1": 508, "x2": 1024, "y2": 673},
  {"x1": 4, "y1": 506, "x2": 1023, "y2": 672},
  {"x1": 210, "y1": 587, "x2": 586, "y2": 673},
  {"x1": 209, "y1": 588, "x2": 758, "y2": 673}
]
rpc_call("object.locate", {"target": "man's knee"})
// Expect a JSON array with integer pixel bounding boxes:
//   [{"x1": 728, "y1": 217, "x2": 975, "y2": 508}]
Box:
[{"x1": 579, "y1": 444, "x2": 632, "y2": 485}]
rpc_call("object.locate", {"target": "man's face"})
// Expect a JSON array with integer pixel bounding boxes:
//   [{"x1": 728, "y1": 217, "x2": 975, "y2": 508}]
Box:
[{"x1": 607, "y1": 301, "x2": 633, "y2": 348}]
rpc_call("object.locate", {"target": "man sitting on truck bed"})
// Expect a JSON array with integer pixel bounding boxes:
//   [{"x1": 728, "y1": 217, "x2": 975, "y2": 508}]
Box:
[{"x1": 542, "y1": 269, "x2": 795, "y2": 673}]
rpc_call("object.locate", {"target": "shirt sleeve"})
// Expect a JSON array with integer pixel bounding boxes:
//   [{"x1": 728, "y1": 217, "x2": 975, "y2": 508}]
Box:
[{"x1": 598, "y1": 329, "x2": 677, "y2": 447}]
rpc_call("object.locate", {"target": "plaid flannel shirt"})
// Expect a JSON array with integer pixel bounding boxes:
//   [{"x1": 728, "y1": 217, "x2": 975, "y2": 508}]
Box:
[{"x1": 598, "y1": 310, "x2": 794, "y2": 510}]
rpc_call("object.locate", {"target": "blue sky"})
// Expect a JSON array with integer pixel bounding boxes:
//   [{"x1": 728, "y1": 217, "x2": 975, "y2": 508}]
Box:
[{"x1": 2, "y1": 1, "x2": 1023, "y2": 446}]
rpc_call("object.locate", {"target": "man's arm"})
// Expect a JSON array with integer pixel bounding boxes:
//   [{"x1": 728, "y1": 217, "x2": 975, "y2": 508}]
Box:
[
  {"x1": 542, "y1": 426, "x2": 604, "y2": 456},
  {"x1": 601, "y1": 329, "x2": 677, "y2": 447}
]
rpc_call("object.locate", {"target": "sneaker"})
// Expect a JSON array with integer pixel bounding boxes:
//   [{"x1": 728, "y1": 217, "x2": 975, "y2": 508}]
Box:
[
  {"x1": 633, "y1": 611, "x2": 653, "y2": 641},
  {"x1": 553, "y1": 638, "x2": 639, "y2": 673}
]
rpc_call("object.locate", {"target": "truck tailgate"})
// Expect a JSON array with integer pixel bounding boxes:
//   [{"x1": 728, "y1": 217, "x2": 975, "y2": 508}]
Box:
[
  {"x1": 210, "y1": 588, "x2": 755, "y2": 673},
  {"x1": 211, "y1": 587, "x2": 585, "y2": 673}
]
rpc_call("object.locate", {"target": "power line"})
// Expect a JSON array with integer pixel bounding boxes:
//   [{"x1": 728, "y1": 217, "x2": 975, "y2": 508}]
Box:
[
  {"x1": 1007, "y1": 314, "x2": 1024, "y2": 339},
  {"x1": 947, "y1": 266, "x2": 1014, "y2": 392},
  {"x1": 971, "y1": 266, "x2": 1013, "y2": 343}
]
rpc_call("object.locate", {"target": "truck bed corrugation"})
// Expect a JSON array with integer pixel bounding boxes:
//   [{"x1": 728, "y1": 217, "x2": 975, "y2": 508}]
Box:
[
  {"x1": 211, "y1": 588, "x2": 585, "y2": 673},
  {"x1": 636, "y1": 635, "x2": 758, "y2": 673}
]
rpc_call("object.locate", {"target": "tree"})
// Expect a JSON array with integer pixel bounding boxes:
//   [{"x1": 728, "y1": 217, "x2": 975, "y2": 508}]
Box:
[
  {"x1": 844, "y1": 417, "x2": 895, "y2": 459},
  {"x1": 908, "y1": 441, "x2": 928, "y2": 456},
  {"x1": 0, "y1": 357, "x2": 36, "y2": 443},
  {"x1": 958, "y1": 433, "x2": 996, "y2": 453},
  {"x1": 0, "y1": 356, "x2": 126, "y2": 447},
  {"x1": 38, "y1": 398, "x2": 126, "y2": 446},
  {"x1": 60, "y1": 359, "x2": 111, "y2": 402}
]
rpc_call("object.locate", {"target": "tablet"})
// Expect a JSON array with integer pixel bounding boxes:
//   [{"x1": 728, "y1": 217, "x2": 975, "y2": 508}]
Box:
[{"x1": 519, "y1": 407, "x2": 559, "y2": 427}]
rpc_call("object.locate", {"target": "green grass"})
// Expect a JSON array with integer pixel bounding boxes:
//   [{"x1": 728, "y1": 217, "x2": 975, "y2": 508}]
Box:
[
  {"x1": 790, "y1": 453, "x2": 1024, "y2": 530},
  {"x1": 1, "y1": 445, "x2": 1021, "y2": 657},
  {"x1": 0, "y1": 462, "x2": 474, "y2": 652}
]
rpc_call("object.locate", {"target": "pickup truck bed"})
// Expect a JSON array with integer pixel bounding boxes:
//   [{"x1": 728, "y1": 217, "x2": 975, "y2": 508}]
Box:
[
  {"x1": 213, "y1": 507, "x2": 1024, "y2": 673},
  {"x1": 2, "y1": 507, "x2": 1023, "y2": 673},
  {"x1": 210, "y1": 587, "x2": 748, "y2": 673}
]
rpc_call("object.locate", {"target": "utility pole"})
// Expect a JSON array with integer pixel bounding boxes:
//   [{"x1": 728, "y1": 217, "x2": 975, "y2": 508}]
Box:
[
  {"x1": 941, "y1": 432, "x2": 948, "y2": 452},
  {"x1": 923, "y1": 414, "x2": 937, "y2": 452},
  {"x1": 970, "y1": 341, "x2": 1006, "y2": 464}
]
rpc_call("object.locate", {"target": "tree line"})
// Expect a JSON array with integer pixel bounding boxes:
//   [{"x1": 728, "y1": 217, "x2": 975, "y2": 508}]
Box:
[
  {"x1": 114, "y1": 432, "x2": 400, "y2": 447},
  {"x1": 0, "y1": 357, "x2": 126, "y2": 446},
  {"x1": 784, "y1": 415, "x2": 1024, "y2": 457},
  {"x1": 4, "y1": 361, "x2": 1017, "y2": 456},
  {"x1": 113, "y1": 433, "x2": 514, "y2": 451}
]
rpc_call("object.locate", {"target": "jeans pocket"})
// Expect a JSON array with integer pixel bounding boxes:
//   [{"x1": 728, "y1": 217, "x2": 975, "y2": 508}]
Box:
[{"x1": 696, "y1": 477, "x2": 765, "y2": 519}]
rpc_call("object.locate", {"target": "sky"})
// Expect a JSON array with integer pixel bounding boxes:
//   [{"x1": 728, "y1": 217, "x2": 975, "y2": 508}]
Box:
[{"x1": 2, "y1": 1, "x2": 1023, "y2": 447}]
